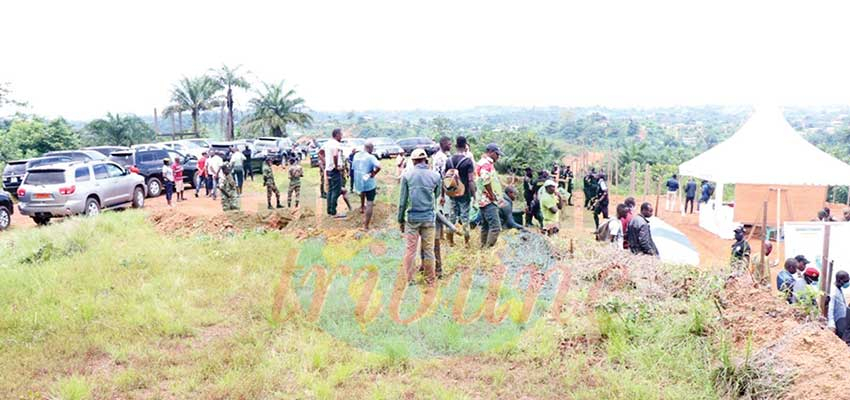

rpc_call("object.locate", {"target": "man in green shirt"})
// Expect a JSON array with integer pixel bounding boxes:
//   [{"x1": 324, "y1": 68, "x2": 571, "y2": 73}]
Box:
[{"x1": 539, "y1": 180, "x2": 562, "y2": 235}]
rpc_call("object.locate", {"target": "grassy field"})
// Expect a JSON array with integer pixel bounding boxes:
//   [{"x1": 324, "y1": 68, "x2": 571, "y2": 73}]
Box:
[{"x1": 0, "y1": 159, "x2": 741, "y2": 399}]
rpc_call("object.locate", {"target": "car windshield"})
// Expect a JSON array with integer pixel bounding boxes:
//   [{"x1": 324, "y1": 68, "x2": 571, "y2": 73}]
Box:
[
  {"x1": 24, "y1": 170, "x2": 66, "y2": 185},
  {"x1": 109, "y1": 153, "x2": 134, "y2": 166},
  {"x1": 4, "y1": 161, "x2": 27, "y2": 175}
]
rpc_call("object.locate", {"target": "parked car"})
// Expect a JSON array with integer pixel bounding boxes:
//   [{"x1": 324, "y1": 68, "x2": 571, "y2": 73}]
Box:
[
  {"x1": 0, "y1": 190, "x2": 13, "y2": 230},
  {"x1": 109, "y1": 148, "x2": 197, "y2": 197},
  {"x1": 84, "y1": 146, "x2": 130, "y2": 157},
  {"x1": 396, "y1": 137, "x2": 439, "y2": 156},
  {"x1": 3, "y1": 156, "x2": 73, "y2": 194},
  {"x1": 254, "y1": 137, "x2": 294, "y2": 165},
  {"x1": 16, "y1": 161, "x2": 146, "y2": 225},
  {"x1": 209, "y1": 141, "x2": 264, "y2": 173},
  {"x1": 131, "y1": 143, "x2": 166, "y2": 152},
  {"x1": 341, "y1": 138, "x2": 367, "y2": 158},
  {"x1": 43, "y1": 150, "x2": 107, "y2": 162},
  {"x1": 161, "y1": 140, "x2": 207, "y2": 159},
  {"x1": 309, "y1": 138, "x2": 331, "y2": 168},
  {"x1": 369, "y1": 137, "x2": 404, "y2": 159}
]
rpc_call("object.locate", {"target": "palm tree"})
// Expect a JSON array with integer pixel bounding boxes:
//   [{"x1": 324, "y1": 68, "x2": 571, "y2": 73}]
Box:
[
  {"x1": 241, "y1": 82, "x2": 312, "y2": 137},
  {"x1": 210, "y1": 65, "x2": 250, "y2": 141},
  {"x1": 163, "y1": 76, "x2": 220, "y2": 135}
]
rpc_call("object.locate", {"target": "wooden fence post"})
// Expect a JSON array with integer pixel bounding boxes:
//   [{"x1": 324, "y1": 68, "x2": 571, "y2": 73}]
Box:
[
  {"x1": 629, "y1": 162, "x2": 636, "y2": 195},
  {"x1": 820, "y1": 225, "x2": 832, "y2": 317},
  {"x1": 614, "y1": 158, "x2": 619, "y2": 187},
  {"x1": 760, "y1": 201, "x2": 768, "y2": 282},
  {"x1": 643, "y1": 164, "x2": 651, "y2": 203}
]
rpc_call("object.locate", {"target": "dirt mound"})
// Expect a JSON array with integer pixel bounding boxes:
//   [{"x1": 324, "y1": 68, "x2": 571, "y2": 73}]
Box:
[
  {"x1": 148, "y1": 208, "x2": 303, "y2": 236},
  {"x1": 721, "y1": 275, "x2": 850, "y2": 400}
]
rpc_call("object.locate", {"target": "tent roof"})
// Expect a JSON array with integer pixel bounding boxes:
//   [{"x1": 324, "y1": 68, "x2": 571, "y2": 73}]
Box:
[{"x1": 679, "y1": 107, "x2": 850, "y2": 186}]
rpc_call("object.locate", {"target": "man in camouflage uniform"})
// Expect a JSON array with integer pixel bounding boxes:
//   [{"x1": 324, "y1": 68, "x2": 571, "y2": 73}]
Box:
[
  {"x1": 287, "y1": 157, "x2": 303, "y2": 208},
  {"x1": 263, "y1": 157, "x2": 283, "y2": 209},
  {"x1": 219, "y1": 164, "x2": 240, "y2": 212}
]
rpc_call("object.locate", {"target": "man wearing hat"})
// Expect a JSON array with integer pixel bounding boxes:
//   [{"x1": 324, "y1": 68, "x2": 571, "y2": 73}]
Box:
[
  {"x1": 730, "y1": 226, "x2": 751, "y2": 265},
  {"x1": 475, "y1": 143, "x2": 504, "y2": 248},
  {"x1": 398, "y1": 149, "x2": 442, "y2": 283},
  {"x1": 792, "y1": 266, "x2": 820, "y2": 304},
  {"x1": 538, "y1": 179, "x2": 562, "y2": 235}
]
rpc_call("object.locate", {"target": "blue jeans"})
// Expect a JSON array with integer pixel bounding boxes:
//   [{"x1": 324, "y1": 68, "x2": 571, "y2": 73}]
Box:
[
  {"x1": 449, "y1": 196, "x2": 471, "y2": 238},
  {"x1": 233, "y1": 169, "x2": 244, "y2": 191},
  {"x1": 164, "y1": 181, "x2": 174, "y2": 202}
]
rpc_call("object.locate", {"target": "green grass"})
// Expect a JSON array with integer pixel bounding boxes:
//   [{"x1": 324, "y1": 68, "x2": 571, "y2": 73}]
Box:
[{"x1": 0, "y1": 180, "x2": 737, "y2": 398}]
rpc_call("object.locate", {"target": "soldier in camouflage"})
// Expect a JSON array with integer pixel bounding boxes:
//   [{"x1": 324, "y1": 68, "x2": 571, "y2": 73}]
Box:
[
  {"x1": 219, "y1": 163, "x2": 240, "y2": 212},
  {"x1": 287, "y1": 157, "x2": 303, "y2": 208},
  {"x1": 263, "y1": 157, "x2": 283, "y2": 209}
]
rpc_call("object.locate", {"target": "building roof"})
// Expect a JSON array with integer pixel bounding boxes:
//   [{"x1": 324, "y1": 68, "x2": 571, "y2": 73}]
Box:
[{"x1": 679, "y1": 107, "x2": 850, "y2": 186}]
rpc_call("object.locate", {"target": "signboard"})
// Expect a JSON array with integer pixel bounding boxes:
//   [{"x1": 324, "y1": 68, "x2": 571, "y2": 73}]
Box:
[{"x1": 784, "y1": 222, "x2": 850, "y2": 280}]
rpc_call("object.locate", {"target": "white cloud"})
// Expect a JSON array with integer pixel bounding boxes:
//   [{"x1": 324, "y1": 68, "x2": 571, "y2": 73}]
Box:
[{"x1": 2, "y1": 0, "x2": 850, "y2": 119}]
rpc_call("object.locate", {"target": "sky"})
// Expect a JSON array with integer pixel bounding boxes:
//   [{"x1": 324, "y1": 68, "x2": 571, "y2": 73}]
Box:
[{"x1": 3, "y1": 0, "x2": 850, "y2": 120}]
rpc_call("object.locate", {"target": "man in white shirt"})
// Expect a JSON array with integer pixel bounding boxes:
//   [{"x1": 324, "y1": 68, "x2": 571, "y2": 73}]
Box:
[
  {"x1": 206, "y1": 151, "x2": 224, "y2": 200},
  {"x1": 431, "y1": 137, "x2": 451, "y2": 176},
  {"x1": 318, "y1": 129, "x2": 345, "y2": 217}
]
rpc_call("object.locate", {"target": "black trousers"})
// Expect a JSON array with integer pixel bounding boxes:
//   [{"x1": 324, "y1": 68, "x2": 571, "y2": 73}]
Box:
[{"x1": 685, "y1": 197, "x2": 695, "y2": 214}]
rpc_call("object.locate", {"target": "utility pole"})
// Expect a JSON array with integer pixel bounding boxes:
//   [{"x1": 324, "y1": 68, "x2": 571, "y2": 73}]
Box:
[{"x1": 153, "y1": 108, "x2": 160, "y2": 136}]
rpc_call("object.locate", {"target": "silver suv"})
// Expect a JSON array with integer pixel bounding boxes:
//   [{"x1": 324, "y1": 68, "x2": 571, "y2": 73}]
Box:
[{"x1": 17, "y1": 161, "x2": 147, "y2": 225}]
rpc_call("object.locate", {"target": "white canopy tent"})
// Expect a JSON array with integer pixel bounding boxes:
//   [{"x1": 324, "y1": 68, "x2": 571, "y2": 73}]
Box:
[
  {"x1": 680, "y1": 107, "x2": 850, "y2": 185},
  {"x1": 679, "y1": 107, "x2": 850, "y2": 239}
]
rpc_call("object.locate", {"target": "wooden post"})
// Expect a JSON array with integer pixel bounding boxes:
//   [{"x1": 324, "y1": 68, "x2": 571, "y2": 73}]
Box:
[
  {"x1": 643, "y1": 164, "x2": 651, "y2": 203},
  {"x1": 153, "y1": 108, "x2": 160, "y2": 136},
  {"x1": 178, "y1": 111, "x2": 183, "y2": 134},
  {"x1": 629, "y1": 162, "x2": 636, "y2": 195},
  {"x1": 775, "y1": 188, "x2": 782, "y2": 242},
  {"x1": 219, "y1": 102, "x2": 226, "y2": 136},
  {"x1": 654, "y1": 175, "x2": 661, "y2": 216},
  {"x1": 614, "y1": 158, "x2": 619, "y2": 187},
  {"x1": 820, "y1": 225, "x2": 832, "y2": 317},
  {"x1": 759, "y1": 201, "x2": 768, "y2": 282},
  {"x1": 170, "y1": 114, "x2": 176, "y2": 137}
]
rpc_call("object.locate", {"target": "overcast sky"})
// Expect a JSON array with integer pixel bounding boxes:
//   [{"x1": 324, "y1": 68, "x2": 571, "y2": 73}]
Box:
[{"x1": 3, "y1": 0, "x2": 850, "y2": 120}]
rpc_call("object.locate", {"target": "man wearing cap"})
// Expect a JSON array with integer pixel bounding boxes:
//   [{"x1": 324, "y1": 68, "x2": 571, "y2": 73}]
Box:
[
  {"x1": 398, "y1": 149, "x2": 442, "y2": 283},
  {"x1": 792, "y1": 266, "x2": 820, "y2": 304},
  {"x1": 730, "y1": 227, "x2": 751, "y2": 266},
  {"x1": 475, "y1": 143, "x2": 504, "y2": 248},
  {"x1": 539, "y1": 179, "x2": 562, "y2": 235},
  {"x1": 219, "y1": 163, "x2": 239, "y2": 212}
]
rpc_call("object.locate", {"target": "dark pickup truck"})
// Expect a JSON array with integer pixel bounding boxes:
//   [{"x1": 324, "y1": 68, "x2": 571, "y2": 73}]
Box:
[{"x1": 109, "y1": 149, "x2": 199, "y2": 197}]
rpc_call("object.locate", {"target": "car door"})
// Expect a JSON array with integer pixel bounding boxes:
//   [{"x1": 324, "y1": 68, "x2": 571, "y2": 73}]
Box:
[
  {"x1": 92, "y1": 163, "x2": 117, "y2": 205},
  {"x1": 104, "y1": 163, "x2": 131, "y2": 204}
]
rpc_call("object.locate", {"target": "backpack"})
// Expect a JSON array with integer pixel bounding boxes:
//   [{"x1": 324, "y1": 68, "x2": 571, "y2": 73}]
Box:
[{"x1": 443, "y1": 156, "x2": 466, "y2": 198}]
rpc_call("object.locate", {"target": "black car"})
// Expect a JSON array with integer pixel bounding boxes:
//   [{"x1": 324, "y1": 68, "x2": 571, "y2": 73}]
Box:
[
  {"x1": 84, "y1": 146, "x2": 130, "y2": 157},
  {"x1": 396, "y1": 137, "x2": 439, "y2": 156},
  {"x1": 2, "y1": 156, "x2": 73, "y2": 194},
  {"x1": 0, "y1": 190, "x2": 14, "y2": 230},
  {"x1": 43, "y1": 150, "x2": 107, "y2": 162},
  {"x1": 109, "y1": 149, "x2": 199, "y2": 197},
  {"x1": 254, "y1": 137, "x2": 294, "y2": 165}
]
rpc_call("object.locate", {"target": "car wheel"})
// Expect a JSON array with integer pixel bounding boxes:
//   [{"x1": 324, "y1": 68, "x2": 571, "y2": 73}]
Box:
[
  {"x1": 147, "y1": 177, "x2": 162, "y2": 197},
  {"x1": 132, "y1": 186, "x2": 145, "y2": 208},
  {"x1": 0, "y1": 206, "x2": 10, "y2": 230},
  {"x1": 32, "y1": 216, "x2": 50, "y2": 226},
  {"x1": 84, "y1": 197, "x2": 101, "y2": 217},
  {"x1": 192, "y1": 171, "x2": 201, "y2": 188}
]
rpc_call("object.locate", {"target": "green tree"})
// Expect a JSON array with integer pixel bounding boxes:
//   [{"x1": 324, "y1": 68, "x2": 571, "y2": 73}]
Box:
[
  {"x1": 163, "y1": 76, "x2": 220, "y2": 135},
  {"x1": 5, "y1": 117, "x2": 80, "y2": 158},
  {"x1": 241, "y1": 81, "x2": 312, "y2": 137},
  {"x1": 83, "y1": 113, "x2": 155, "y2": 146},
  {"x1": 210, "y1": 65, "x2": 250, "y2": 141}
]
